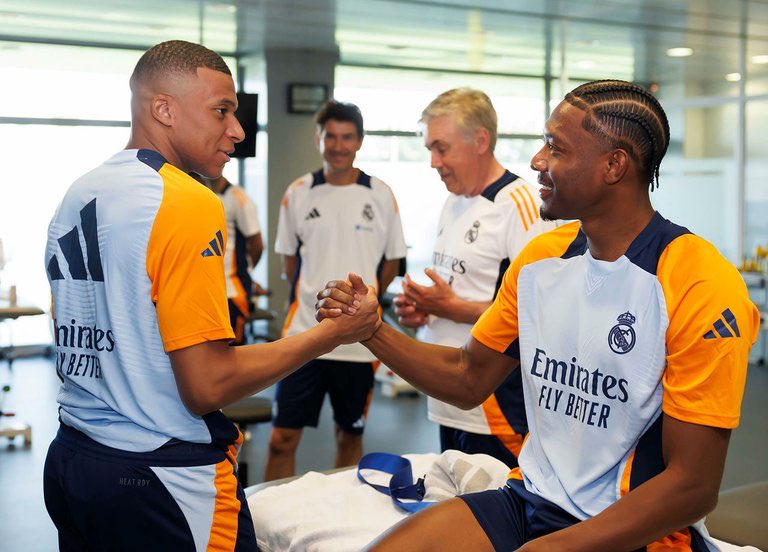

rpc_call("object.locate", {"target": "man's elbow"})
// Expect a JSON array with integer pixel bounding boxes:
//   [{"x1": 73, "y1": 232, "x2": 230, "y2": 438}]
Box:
[
  {"x1": 457, "y1": 386, "x2": 490, "y2": 410},
  {"x1": 179, "y1": 388, "x2": 224, "y2": 417}
]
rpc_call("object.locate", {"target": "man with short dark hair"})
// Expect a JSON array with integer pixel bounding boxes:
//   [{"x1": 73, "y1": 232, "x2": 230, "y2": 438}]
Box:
[
  {"x1": 317, "y1": 80, "x2": 759, "y2": 551},
  {"x1": 265, "y1": 99, "x2": 407, "y2": 481},
  {"x1": 43, "y1": 40, "x2": 361, "y2": 552}
]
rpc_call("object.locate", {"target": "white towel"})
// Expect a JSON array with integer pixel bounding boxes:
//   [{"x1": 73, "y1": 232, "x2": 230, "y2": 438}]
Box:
[{"x1": 247, "y1": 452, "x2": 763, "y2": 552}]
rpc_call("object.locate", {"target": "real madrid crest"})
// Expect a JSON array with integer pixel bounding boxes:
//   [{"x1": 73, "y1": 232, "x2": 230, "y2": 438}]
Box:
[
  {"x1": 464, "y1": 220, "x2": 480, "y2": 244},
  {"x1": 608, "y1": 312, "x2": 636, "y2": 354},
  {"x1": 362, "y1": 203, "x2": 374, "y2": 222}
]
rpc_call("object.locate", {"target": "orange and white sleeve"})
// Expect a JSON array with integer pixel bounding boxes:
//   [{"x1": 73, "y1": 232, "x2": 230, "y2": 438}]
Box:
[
  {"x1": 659, "y1": 235, "x2": 760, "y2": 429},
  {"x1": 146, "y1": 168, "x2": 234, "y2": 352}
]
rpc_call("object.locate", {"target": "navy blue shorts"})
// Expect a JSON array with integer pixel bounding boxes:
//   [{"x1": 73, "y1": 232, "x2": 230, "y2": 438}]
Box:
[
  {"x1": 459, "y1": 479, "x2": 579, "y2": 550},
  {"x1": 439, "y1": 425, "x2": 520, "y2": 469},
  {"x1": 44, "y1": 423, "x2": 258, "y2": 552},
  {"x1": 273, "y1": 358, "x2": 374, "y2": 435}
]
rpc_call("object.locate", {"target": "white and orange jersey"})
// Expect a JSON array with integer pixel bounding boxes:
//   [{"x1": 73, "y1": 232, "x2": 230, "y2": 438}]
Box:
[
  {"x1": 216, "y1": 182, "x2": 261, "y2": 313},
  {"x1": 424, "y1": 171, "x2": 555, "y2": 452},
  {"x1": 275, "y1": 169, "x2": 407, "y2": 362},
  {"x1": 472, "y1": 212, "x2": 759, "y2": 550},
  {"x1": 46, "y1": 149, "x2": 237, "y2": 453}
]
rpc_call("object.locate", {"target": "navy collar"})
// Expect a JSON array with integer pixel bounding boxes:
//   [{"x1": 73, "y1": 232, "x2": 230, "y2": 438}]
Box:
[
  {"x1": 480, "y1": 170, "x2": 519, "y2": 201},
  {"x1": 311, "y1": 168, "x2": 372, "y2": 188}
]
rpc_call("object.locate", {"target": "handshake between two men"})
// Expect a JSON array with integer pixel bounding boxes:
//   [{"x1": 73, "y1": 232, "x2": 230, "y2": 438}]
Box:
[{"x1": 315, "y1": 272, "x2": 382, "y2": 345}]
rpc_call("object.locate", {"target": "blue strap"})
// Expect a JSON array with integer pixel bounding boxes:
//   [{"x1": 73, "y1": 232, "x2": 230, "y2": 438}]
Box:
[{"x1": 357, "y1": 452, "x2": 435, "y2": 513}]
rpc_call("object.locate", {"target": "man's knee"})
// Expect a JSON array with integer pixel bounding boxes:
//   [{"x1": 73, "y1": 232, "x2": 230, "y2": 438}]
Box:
[
  {"x1": 268, "y1": 427, "x2": 302, "y2": 456},
  {"x1": 335, "y1": 427, "x2": 363, "y2": 449}
]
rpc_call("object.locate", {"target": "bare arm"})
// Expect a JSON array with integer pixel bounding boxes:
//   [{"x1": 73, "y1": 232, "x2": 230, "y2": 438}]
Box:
[
  {"x1": 317, "y1": 273, "x2": 517, "y2": 408},
  {"x1": 378, "y1": 258, "x2": 401, "y2": 293},
  {"x1": 169, "y1": 319, "x2": 347, "y2": 415},
  {"x1": 282, "y1": 254, "x2": 298, "y2": 282},
  {"x1": 402, "y1": 269, "x2": 491, "y2": 325},
  {"x1": 247, "y1": 232, "x2": 263, "y2": 267},
  {"x1": 519, "y1": 415, "x2": 730, "y2": 552}
]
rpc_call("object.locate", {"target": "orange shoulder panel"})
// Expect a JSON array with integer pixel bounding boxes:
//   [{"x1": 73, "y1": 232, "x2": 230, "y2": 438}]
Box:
[
  {"x1": 658, "y1": 234, "x2": 759, "y2": 428},
  {"x1": 146, "y1": 165, "x2": 235, "y2": 351}
]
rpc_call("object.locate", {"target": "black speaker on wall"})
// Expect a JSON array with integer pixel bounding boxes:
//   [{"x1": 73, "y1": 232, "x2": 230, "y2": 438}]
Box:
[{"x1": 232, "y1": 92, "x2": 259, "y2": 158}]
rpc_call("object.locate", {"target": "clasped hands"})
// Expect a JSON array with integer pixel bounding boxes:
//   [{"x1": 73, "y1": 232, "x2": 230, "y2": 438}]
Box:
[{"x1": 315, "y1": 272, "x2": 382, "y2": 344}]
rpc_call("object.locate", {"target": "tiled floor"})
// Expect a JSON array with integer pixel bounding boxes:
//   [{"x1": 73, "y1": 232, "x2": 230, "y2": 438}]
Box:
[{"x1": 1, "y1": 356, "x2": 766, "y2": 551}]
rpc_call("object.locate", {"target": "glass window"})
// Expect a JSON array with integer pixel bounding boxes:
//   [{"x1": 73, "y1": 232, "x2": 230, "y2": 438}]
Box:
[
  {"x1": 0, "y1": 124, "x2": 129, "y2": 345},
  {"x1": 745, "y1": 100, "x2": 768, "y2": 258},
  {"x1": 652, "y1": 103, "x2": 740, "y2": 261}
]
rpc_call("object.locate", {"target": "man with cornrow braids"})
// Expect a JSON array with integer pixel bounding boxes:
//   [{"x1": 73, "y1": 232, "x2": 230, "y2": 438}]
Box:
[{"x1": 316, "y1": 79, "x2": 759, "y2": 551}]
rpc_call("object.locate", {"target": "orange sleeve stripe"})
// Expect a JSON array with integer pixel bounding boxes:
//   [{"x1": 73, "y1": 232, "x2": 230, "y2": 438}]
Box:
[
  {"x1": 281, "y1": 295, "x2": 300, "y2": 338},
  {"x1": 481, "y1": 394, "x2": 524, "y2": 453},
  {"x1": 646, "y1": 529, "x2": 692, "y2": 551},
  {"x1": 518, "y1": 184, "x2": 540, "y2": 223},
  {"x1": 619, "y1": 450, "x2": 635, "y2": 497},
  {"x1": 509, "y1": 189, "x2": 532, "y2": 231},
  {"x1": 206, "y1": 459, "x2": 241, "y2": 551}
]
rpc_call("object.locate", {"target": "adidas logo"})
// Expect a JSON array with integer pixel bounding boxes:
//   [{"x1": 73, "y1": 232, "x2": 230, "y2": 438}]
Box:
[
  {"x1": 352, "y1": 416, "x2": 365, "y2": 429},
  {"x1": 703, "y1": 309, "x2": 741, "y2": 339},
  {"x1": 305, "y1": 207, "x2": 321, "y2": 220},
  {"x1": 201, "y1": 231, "x2": 225, "y2": 257},
  {"x1": 47, "y1": 198, "x2": 104, "y2": 282}
]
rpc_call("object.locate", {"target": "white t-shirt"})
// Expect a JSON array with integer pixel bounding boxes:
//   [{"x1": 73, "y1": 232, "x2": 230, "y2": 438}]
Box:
[
  {"x1": 216, "y1": 182, "x2": 261, "y2": 300},
  {"x1": 275, "y1": 169, "x2": 407, "y2": 362},
  {"x1": 425, "y1": 171, "x2": 555, "y2": 437}
]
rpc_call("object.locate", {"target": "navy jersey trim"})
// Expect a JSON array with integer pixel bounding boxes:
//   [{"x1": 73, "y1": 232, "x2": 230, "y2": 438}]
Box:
[
  {"x1": 201, "y1": 411, "x2": 240, "y2": 451},
  {"x1": 562, "y1": 229, "x2": 588, "y2": 259},
  {"x1": 504, "y1": 339, "x2": 520, "y2": 359},
  {"x1": 57, "y1": 422, "x2": 227, "y2": 466},
  {"x1": 493, "y1": 258, "x2": 511, "y2": 300},
  {"x1": 357, "y1": 170, "x2": 372, "y2": 188},
  {"x1": 493, "y1": 369, "x2": 528, "y2": 433},
  {"x1": 234, "y1": 226, "x2": 253, "y2": 301},
  {"x1": 136, "y1": 149, "x2": 167, "y2": 172},
  {"x1": 309, "y1": 168, "x2": 372, "y2": 188},
  {"x1": 628, "y1": 414, "x2": 665, "y2": 490},
  {"x1": 481, "y1": 170, "x2": 519, "y2": 202},
  {"x1": 624, "y1": 212, "x2": 691, "y2": 275},
  {"x1": 310, "y1": 169, "x2": 325, "y2": 187}
]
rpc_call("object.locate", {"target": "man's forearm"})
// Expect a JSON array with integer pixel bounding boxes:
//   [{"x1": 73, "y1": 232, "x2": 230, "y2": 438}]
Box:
[
  {"x1": 528, "y1": 467, "x2": 717, "y2": 552},
  {"x1": 363, "y1": 323, "x2": 479, "y2": 408},
  {"x1": 173, "y1": 322, "x2": 340, "y2": 414},
  {"x1": 522, "y1": 419, "x2": 729, "y2": 552}
]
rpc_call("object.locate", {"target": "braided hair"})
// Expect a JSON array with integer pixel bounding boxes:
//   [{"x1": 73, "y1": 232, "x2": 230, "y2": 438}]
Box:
[{"x1": 564, "y1": 80, "x2": 670, "y2": 191}]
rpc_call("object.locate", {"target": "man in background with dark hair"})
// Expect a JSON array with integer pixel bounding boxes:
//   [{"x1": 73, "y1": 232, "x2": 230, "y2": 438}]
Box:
[
  {"x1": 317, "y1": 80, "x2": 759, "y2": 551},
  {"x1": 43, "y1": 41, "x2": 368, "y2": 552},
  {"x1": 265, "y1": 100, "x2": 407, "y2": 481}
]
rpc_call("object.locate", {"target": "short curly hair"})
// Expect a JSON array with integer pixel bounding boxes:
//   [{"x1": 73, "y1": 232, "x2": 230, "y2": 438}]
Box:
[
  {"x1": 130, "y1": 40, "x2": 231, "y2": 89},
  {"x1": 564, "y1": 80, "x2": 670, "y2": 191}
]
